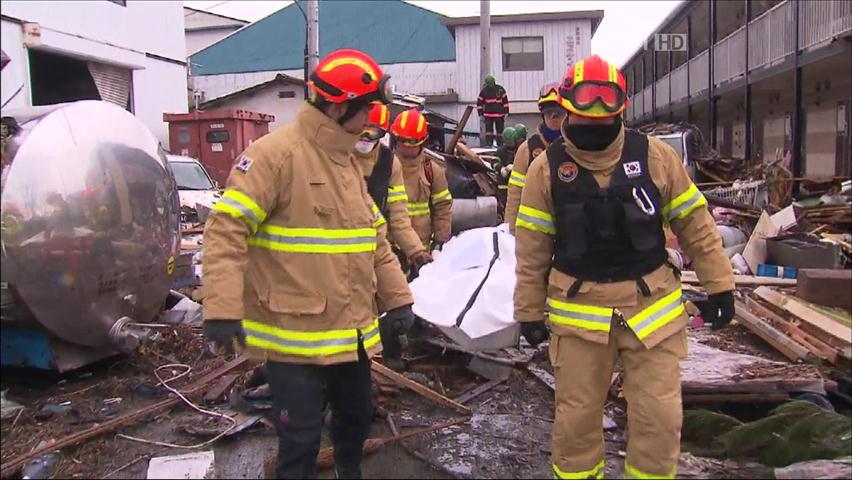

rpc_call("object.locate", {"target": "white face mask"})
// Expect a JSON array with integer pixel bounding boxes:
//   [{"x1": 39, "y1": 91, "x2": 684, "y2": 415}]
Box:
[{"x1": 354, "y1": 139, "x2": 378, "y2": 154}]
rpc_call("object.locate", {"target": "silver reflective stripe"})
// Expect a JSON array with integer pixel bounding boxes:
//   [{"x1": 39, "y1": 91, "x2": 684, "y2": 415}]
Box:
[
  {"x1": 219, "y1": 196, "x2": 261, "y2": 224},
  {"x1": 388, "y1": 191, "x2": 407, "y2": 199},
  {"x1": 253, "y1": 232, "x2": 375, "y2": 245},
  {"x1": 517, "y1": 211, "x2": 554, "y2": 229},
  {"x1": 548, "y1": 306, "x2": 612, "y2": 324},
  {"x1": 630, "y1": 297, "x2": 684, "y2": 333},
  {"x1": 667, "y1": 190, "x2": 703, "y2": 220}
]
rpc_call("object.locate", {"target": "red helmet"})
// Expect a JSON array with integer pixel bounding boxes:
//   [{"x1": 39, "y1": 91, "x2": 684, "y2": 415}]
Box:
[
  {"x1": 308, "y1": 49, "x2": 392, "y2": 104},
  {"x1": 367, "y1": 103, "x2": 390, "y2": 131},
  {"x1": 390, "y1": 108, "x2": 428, "y2": 146},
  {"x1": 557, "y1": 55, "x2": 629, "y2": 118}
]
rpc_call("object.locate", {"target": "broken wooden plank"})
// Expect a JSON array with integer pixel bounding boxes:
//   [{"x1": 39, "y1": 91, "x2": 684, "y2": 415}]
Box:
[
  {"x1": 754, "y1": 287, "x2": 852, "y2": 346},
  {"x1": 526, "y1": 364, "x2": 556, "y2": 391},
  {"x1": 796, "y1": 269, "x2": 852, "y2": 310},
  {"x1": 734, "y1": 300, "x2": 811, "y2": 362},
  {"x1": 371, "y1": 361, "x2": 471, "y2": 416},
  {"x1": 202, "y1": 373, "x2": 238, "y2": 404},
  {"x1": 682, "y1": 393, "x2": 790, "y2": 404},
  {"x1": 680, "y1": 271, "x2": 796, "y2": 286},
  {"x1": 745, "y1": 297, "x2": 840, "y2": 365},
  {"x1": 423, "y1": 338, "x2": 519, "y2": 366},
  {"x1": 452, "y1": 378, "x2": 505, "y2": 405},
  {"x1": 682, "y1": 378, "x2": 825, "y2": 395}
]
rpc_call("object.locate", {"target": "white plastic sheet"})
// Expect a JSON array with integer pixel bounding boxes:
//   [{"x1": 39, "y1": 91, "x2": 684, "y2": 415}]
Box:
[{"x1": 411, "y1": 225, "x2": 517, "y2": 340}]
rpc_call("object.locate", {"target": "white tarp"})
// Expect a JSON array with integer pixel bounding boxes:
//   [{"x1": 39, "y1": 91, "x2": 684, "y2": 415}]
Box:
[{"x1": 411, "y1": 225, "x2": 517, "y2": 341}]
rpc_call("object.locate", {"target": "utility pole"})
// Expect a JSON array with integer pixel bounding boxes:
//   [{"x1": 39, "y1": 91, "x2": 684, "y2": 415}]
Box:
[
  {"x1": 307, "y1": 0, "x2": 319, "y2": 73},
  {"x1": 479, "y1": 0, "x2": 491, "y2": 146}
]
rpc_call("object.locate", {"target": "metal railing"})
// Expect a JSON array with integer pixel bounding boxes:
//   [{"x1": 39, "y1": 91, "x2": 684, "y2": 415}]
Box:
[
  {"x1": 749, "y1": 0, "x2": 795, "y2": 70},
  {"x1": 714, "y1": 25, "x2": 747, "y2": 85},
  {"x1": 800, "y1": 0, "x2": 852, "y2": 50},
  {"x1": 688, "y1": 50, "x2": 709, "y2": 95},
  {"x1": 670, "y1": 62, "x2": 688, "y2": 102},
  {"x1": 655, "y1": 76, "x2": 670, "y2": 109}
]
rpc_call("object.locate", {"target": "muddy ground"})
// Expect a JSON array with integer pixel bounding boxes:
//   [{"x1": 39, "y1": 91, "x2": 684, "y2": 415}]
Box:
[{"x1": 0, "y1": 324, "x2": 802, "y2": 479}]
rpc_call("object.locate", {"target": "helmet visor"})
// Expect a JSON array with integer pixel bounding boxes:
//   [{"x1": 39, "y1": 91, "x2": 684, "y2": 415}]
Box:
[
  {"x1": 564, "y1": 81, "x2": 627, "y2": 112},
  {"x1": 360, "y1": 125, "x2": 387, "y2": 142}
]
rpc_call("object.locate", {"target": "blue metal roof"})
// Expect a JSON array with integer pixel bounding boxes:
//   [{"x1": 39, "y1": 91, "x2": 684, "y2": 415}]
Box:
[{"x1": 190, "y1": 1, "x2": 456, "y2": 76}]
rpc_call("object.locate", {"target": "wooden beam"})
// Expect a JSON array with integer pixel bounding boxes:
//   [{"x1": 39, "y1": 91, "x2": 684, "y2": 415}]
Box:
[
  {"x1": 445, "y1": 105, "x2": 474, "y2": 155},
  {"x1": 452, "y1": 378, "x2": 505, "y2": 405},
  {"x1": 734, "y1": 300, "x2": 810, "y2": 362},
  {"x1": 753, "y1": 287, "x2": 852, "y2": 346},
  {"x1": 371, "y1": 361, "x2": 471, "y2": 416},
  {"x1": 683, "y1": 393, "x2": 789, "y2": 404},
  {"x1": 745, "y1": 296, "x2": 839, "y2": 365},
  {"x1": 680, "y1": 271, "x2": 796, "y2": 286}
]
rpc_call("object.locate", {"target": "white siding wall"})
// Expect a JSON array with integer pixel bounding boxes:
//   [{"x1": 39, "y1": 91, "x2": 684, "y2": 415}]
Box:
[
  {"x1": 186, "y1": 28, "x2": 241, "y2": 57},
  {"x1": 453, "y1": 20, "x2": 592, "y2": 103},
  {"x1": 0, "y1": 1, "x2": 188, "y2": 147}
]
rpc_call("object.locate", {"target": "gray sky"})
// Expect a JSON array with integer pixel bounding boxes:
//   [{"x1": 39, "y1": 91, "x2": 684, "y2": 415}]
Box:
[{"x1": 183, "y1": 0, "x2": 681, "y2": 67}]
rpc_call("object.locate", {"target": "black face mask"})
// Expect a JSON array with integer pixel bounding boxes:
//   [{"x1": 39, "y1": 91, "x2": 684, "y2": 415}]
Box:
[{"x1": 564, "y1": 116, "x2": 622, "y2": 151}]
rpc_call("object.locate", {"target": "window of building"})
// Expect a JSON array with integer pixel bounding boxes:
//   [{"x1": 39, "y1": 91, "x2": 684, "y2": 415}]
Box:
[
  {"x1": 107, "y1": 1, "x2": 127, "y2": 6},
  {"x1": 502, "y1": 37, "x2": 544, "y2": 71},
  {"x1": 28, "y1": 49, "x2": 102, "y2": 106},
  {"x1": 278, "y1": 90, "x2": 296, "y2": 99},
  {"x1": 206, "y1": 130, "x2": 230, "y2": 143}
]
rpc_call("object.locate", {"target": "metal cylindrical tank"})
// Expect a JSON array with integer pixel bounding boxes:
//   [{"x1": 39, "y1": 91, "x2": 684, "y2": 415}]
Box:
[
  {"x1": 1, "y1": 101, "x2": 180, "y2": 348},
  {"x1": 451, "y1": 197, "x2": 500, "y2": 234}
]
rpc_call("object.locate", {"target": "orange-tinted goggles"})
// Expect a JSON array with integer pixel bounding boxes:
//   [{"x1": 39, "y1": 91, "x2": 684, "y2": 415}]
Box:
[
  {"x1": 396, "y1": 136, "x2": 426, "y2": 147},
  {"x1": 562, "y1": 81, "x2": 627, "y2": 112},
  {"x1": 360, "y1": 126, "x2": 386, "y2": 142}
]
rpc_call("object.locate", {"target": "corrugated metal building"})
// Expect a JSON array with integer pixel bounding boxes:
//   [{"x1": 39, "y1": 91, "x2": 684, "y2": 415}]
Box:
[
  {"x1": 188, "y1": 1, "x2": 602, "y2": 136},
  {"x1": 621, "y1": 0, "x2": 851, "y2": 177},
  {"x1": 184, "y1": 7, "x2": 248, "y2": 58}
]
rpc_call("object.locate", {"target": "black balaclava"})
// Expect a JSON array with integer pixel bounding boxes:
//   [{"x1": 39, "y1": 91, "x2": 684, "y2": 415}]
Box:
[{"x1": 564, "y1": 116, "x2": 623, "y2": 151}]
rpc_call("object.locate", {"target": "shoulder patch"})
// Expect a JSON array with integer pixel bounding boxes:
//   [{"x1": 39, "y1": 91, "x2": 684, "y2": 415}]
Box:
[
  {"x1": 557, "y1": 162, "x2": 579, "y2": 183},
  {"x1": 623, "y1": 161, "x2": 642, "y2": 178},
  {"x1": 531, "y1": 147, "x2": 544, "y2": 158},
  {"x1": 235, "y1": 155, "x2": 253, "y2": 173}
]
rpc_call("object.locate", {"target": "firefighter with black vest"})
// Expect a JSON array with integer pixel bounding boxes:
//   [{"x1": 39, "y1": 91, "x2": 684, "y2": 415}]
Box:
[
  {"x1": 504, "y1": 83, "x2": 567, "y2": 233},
  {"x1": 514, "y1": 55, "x2": 735, "y2": 479},
  {"x1": 202, "y1": 49, "x2": 414, "y2": 479},
  {"x1": 352, "y1": 103, "x2": 432, "y2": 370}
]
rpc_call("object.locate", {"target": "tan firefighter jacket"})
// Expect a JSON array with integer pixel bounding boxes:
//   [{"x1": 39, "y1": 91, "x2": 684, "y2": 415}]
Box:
[
  {"x1": 202, "y1": 104, "x2": 413, "y2": 365},
  {"x1": 505, "y1": 125, "x2": 552, "y2": 234},
  {"x1": 514, "y1": 124, "x2": 734, "y2": 349},
  {"x1": 397, "y1": 152, "x2": 453, "y2": 247}
]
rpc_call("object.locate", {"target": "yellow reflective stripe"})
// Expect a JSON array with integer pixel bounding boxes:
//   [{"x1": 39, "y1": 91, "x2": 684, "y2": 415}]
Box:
[
  {"x1": 242, "y1": 319, "x2": 381, "y2": 357},
  {"x1": 431, "y1": 188, "x2": 452, "y2": 203},
  {"x1": 320, "y1": 57, "x2": 377, "y2": 82},
  {"x1": 371, "y1": 204, "x2": 386, "y2": 228},
  {"x1": 213, "y1": 189, "x2": 268, "y2": 230},
  {"x1": 399, "y1": 110, "x2": 409, "y2": 129},
  {"x1": 625, "y1": 463, "x2": 676, "y2": 479},
  {"x1": 248, "y1": 225, "x2": 377, "y2": 254},
  {"x1": 627, "y1": 288, "x2": 685, "y2": 340},
  {"x1": 547, "y1": 298, "x2": 613, "y2": 331},
  {"x1": 573, "y1": 60, "x2": 585, "y2": 85},
  {"x1": 662, "y1": 183, "x2": 707, "y2": 222},
  {"x1": 553, "y1": 460, "x2": 605, "y2": 479},
  {"x1": 609, "y1": 64, "x2": 618, "y2": 83},
  {"x1": 408, "y1": 201, "x2": 430, "y2": 217},
  {"x1": 509, "y1": 170, "x2": 526, "y2": 188},
  {"x1": 387, "y1": 185, "x2": 408, "y2": 203},
  {"x1": 516, "y1": 204, "x2": 555, "y2": 235}
]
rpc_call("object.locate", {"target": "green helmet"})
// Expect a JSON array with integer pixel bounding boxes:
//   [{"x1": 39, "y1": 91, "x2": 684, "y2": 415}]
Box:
[
  {"x1": 502, "y1": 126, "x2": 517, "y2": 144},
  {"x1": 513, "y1": 123, "x2": 528, "y2": 140},
  {"x1": 484, "y1": 75, "x2": 496, "y2": 87}
]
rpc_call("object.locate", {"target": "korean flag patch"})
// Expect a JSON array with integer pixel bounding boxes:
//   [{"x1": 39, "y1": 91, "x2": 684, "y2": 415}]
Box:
[
  {"x1": 623, "y1": 161, "x2": 642, "y2": 178},
  {"x1": 235, "y1": 155, "x2": 253, "y2": 173}
]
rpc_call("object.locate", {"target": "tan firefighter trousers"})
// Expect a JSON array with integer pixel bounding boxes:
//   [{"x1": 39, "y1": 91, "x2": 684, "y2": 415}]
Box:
[{"x1": 550, "y1": 321, "x2": 688, "y2": 479}]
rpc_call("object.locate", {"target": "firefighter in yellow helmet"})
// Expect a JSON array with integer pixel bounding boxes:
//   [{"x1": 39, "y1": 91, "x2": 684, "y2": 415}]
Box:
[
  {"x1": 352, "y1": 103, "x2": 433, "y2": 370},
  {"x1": 391, "y1": 108, "x2": 453, "y2": 254},
  {"x1": 201, "y1": 49, "x2": 413, "y2": 478},
  {"x1": 504, "y1": 83, "x2": 566, "y2": 233},
  {"x1": 513, "y1": 55, "x2": 735, "y2": 479}
]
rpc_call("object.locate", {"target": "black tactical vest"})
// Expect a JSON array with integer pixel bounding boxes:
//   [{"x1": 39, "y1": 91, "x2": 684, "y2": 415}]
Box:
[
  {"x1": 365, "y1": 144, "x2": 394, "y2": 215},
  {"x1": 547, "y1": 130, "x2": 667, "y2": 284}
]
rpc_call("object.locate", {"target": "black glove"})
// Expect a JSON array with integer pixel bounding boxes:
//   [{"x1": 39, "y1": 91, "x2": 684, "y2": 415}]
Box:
[
  {"x1": 520, "y1": 321, "x2": 550, "y2": 347},
  {"x1": 203, "y1": 320, "x2": 246, "y2": 353},
  {"x1": 385, "y1": 305, "x2": 415, "y2": 335},
  {"x1": 702, "y1": 291, "x2": 735, "y2": 330},
  {"x1": 430, "y1": 239, "x2": 445, "y2": 252}
]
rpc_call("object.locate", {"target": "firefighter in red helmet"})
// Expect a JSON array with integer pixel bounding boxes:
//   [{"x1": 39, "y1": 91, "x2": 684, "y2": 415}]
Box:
[
  {"x1": 390, "y1": 108, "x2": 453, "y2": 255},
  {"x1": 514, "y1": 54, "x2": 735, "y2": 479},
  {"x1": 202, "y1": 49, "x2": 413, "y2": 479}
]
